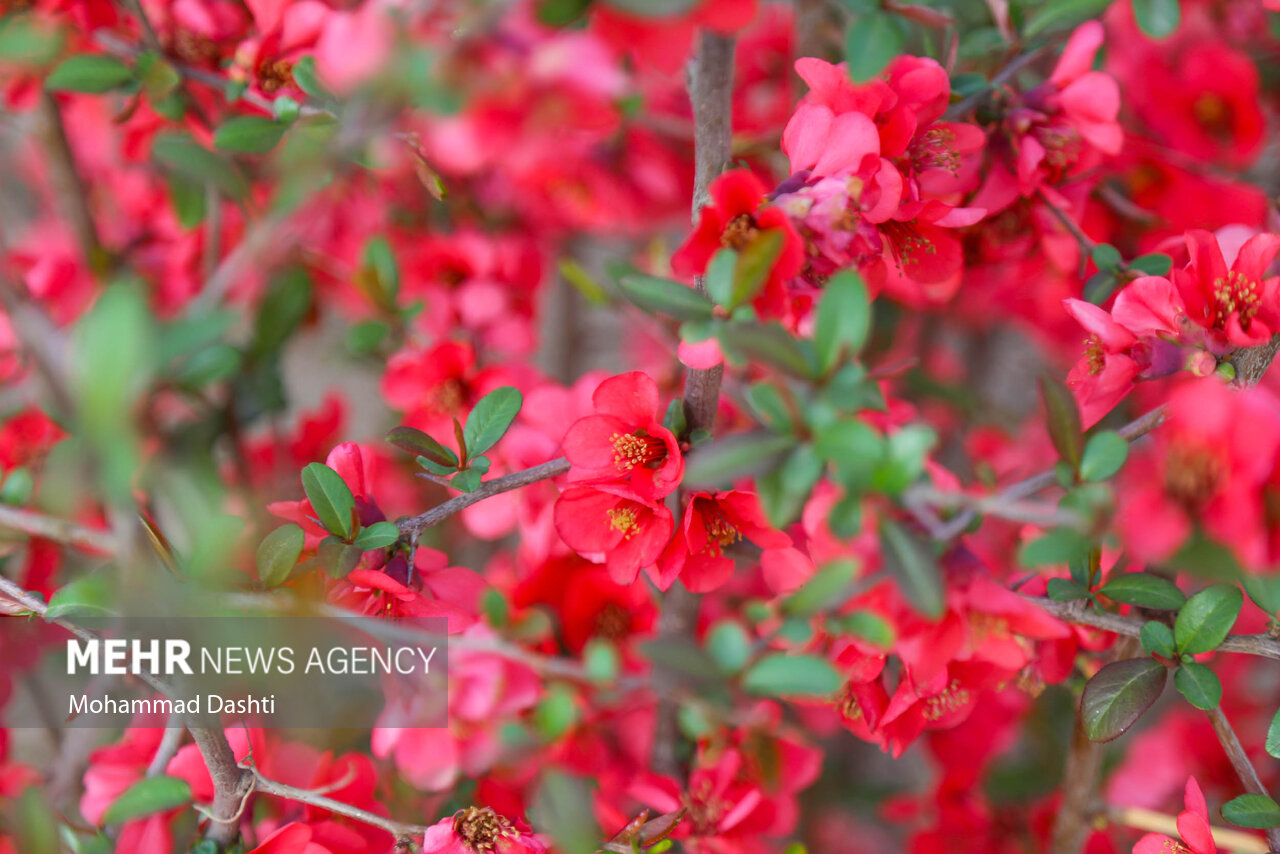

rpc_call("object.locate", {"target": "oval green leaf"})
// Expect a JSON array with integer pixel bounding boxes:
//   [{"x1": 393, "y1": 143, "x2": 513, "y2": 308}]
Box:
[
  {"x1": 1099, "y1": 572, "x2": 1186, "y2": 611},
  {"x1": 386, "y1": 425, "x2": 458, "y2": 468},
  {"x1": 742, "y1": 653, "x2": 842, "y2": 697},
  {"x1": 213, "y1": 116, "x2": 289, "y2": 154},
  {"x1": 353, "y1": 520, "x2": 400, "y2": 551},
  {"x1": 1173, "y1": 660, "x2": 1221, "y2": 710},
  {"x1": 1174, "y1": 583, "x2": 1242, "y2": 655},
  {"x1": 879, "y1": 517, "x2": 944, "y2": 619},
  {"x1": 47, "y1": 54, "x2": 134, "y2": 92},
  {"x1": 463, "y1": 386, "x2": 523, "y2": 458},
  {"x1": 1222, "y1": 794, "x2": 1280, "y2": 829},
  {"x1": 1080, "y1": 431, "x2": 1128, "y2": 482},
  {"x1": 618, "y1": 274, "x2": 714, "y2": 321},
  {"x1": 101, "y1": 775, "x2": 192, "y2": 825},
  {"x1": 1080, "y1": 657, "x2": 1167, "y2": 742},
  {"x1": 845, "y1": 12, "x2": 903, "y2": 83},
  {"x1": 1132, "y1": 0, "x2": 1181, "y2": 38},
  {"x1": 300, "y1": 462, "x2": 356, "y2": 540},
  {"x1": 255, "y1": 523, "x2": 304, "y2": 587}
]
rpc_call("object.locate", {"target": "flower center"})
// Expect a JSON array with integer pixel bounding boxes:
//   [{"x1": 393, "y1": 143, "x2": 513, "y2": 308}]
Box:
[
  {"x1": 257, "y1": 57, "x2": 295, "y2": 94},
  {"x1": 1193, "y1": 94, "x2": 1231, "y2": 135},
  {"x1": 1083, "y1": 336, "x2": 1106, "y2": 376},
  {"x1": 610, "y1": 431, "x2": 667, "y2": 472},
  {"x1": 721, "y1": 213, "x2": 761, "y2": 250},
  {"x1": 607, "y1": 506, "x2": 639, "y2": 539},
  {"x1": 839, "y1": 684, "x2": 864, "y2": 722},
  {"x1": 1213, "y1": 270, "x2": 1260, "y2": 329},
  {"x1": 923, "y1": 678, "x2": 971, "y2": 722},
  {"x1": 594, "y1": 602, "x2": 631, "y2": 640},
  {"x1": 881, "y1": 219, "x2": 937, "y2": 270},
  {"x1": 909, "y1": 126, "x2": 960, "y2": 175},
  {"x1": 452, "y1": 806, "x2": 518, "y2": 853},
  {"x1": 1163, "y1": 444, "x2": 1224, "y2": 508},
  {"x1": 430, "y1": 378, "x2": 465, "y2": 414},
  {"x1": 702, "y1": 511, "x2": 741, "y2": 555}
]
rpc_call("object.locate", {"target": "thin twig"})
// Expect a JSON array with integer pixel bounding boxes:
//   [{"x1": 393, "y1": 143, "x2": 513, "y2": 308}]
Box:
[
  {"x1": 396, "y1": 457, "x2": 568, "y2": 538},
  {"x1": 248, "y1": 767, "x2": 430, "y2": 841},
  {"x1": 0, "y1": 504, "x2": 116, "y2": 553},
  {"x1": 1107, "y1": 806, "x2": 1269, "y2": 853},
  {"x1": 1027, "y1": 596, "x2": 1280, "y2": 662},
  {"x1": 1208, "y1": 706, "x2": 1280, "y2": 852},
  {"x1": 943, "y1": 43, "x2": 1054, "y2": 120}
]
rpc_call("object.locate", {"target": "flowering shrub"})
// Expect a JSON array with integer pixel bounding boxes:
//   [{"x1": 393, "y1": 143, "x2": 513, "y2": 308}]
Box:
[{"x1": 6, "y1": 1, "x2": 1280, "y2": 853}]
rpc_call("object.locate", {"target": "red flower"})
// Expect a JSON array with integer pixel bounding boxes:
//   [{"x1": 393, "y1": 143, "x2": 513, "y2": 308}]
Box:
[
  {"x1": 1173, "y1": 229, "x2": 1280, "y2": 350},
  {"x1": 1133, "y1": 777, "x2": 1215, "y2": 854},
  {"x1": 561, "y1": 372, "x2": 684, "y2": 501},
  {"x1": 420, "y1": 807, "x2": 547, "y2": 854},
  {"x1": 671, "y1": 170, "x2": 805, "y2": 318},
  {"x1": 553, "y1": 486, "x2": 673, "y2": 585},
  {"x1": 653, "y1": 490, "x2": 790, "y2": 593}
]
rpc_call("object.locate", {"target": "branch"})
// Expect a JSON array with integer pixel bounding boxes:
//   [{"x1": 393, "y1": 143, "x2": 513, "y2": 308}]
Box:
[
  {"x1": 39, "y1": 93, "x2": 107, "y2": 274},
  {"x1": 248, "y1": 766, "x2": 429, "y2": 843},
  {"x1": 396, "y1": 457, "x2": 568, "y2": 538},
  {"x1": 1026, "y1": 596, "x2": 1280, "y2": 661},
  {"x1": 1208, "y1": 706, "x2": 1280, "y2": 852},
  {"x1": 942, "y1": 43, "x2": 1054, "y2": 121},
  {"x1": 653, "y1": 29, "x2": 736, "y2": 782},
  {"x1": 0, "y1": 504, "x2": 116, "y2": 553}
]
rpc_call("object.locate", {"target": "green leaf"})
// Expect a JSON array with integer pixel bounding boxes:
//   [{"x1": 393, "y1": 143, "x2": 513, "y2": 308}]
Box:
[
  {"x1": 45, "y1": 573, "x2": 115, "y2": 620},
  {"x1": 1091, "y1": 243, "x2": 1123, "y2": 272},
  {"x1": 618, "y1": 274, "x2": 714, "y2": 321},
  {"x1": 101, "y1": 776, "x2": 191, "y2": 825},
  {"x1": 353, "y1": 521, "x2": 400, "y2": 551},
  {"x1": 451, "y1": 468, "x2": 483, "y2": 492},
  {"x1": 1222, "y1": 794, "x2": 1280, "y2": 829},
  {"x1": 1039, "y1": 374, "x2": 1084, "y2": 471},
  {"x1": 1140, "y1": 620, "x2": 1176, "y2": 658},
  {"x1": 813, "y1": 270, "x2": 870, "y2": 374},
  {"x1": 1243, "y1": 575, "x2": 1280, "y2": 616},
  {"x1": 1132, "y1": 0, "x2": 1181, "y2": 37},
  {"x1": 46, "y1": 54, "x2": 134, "y2": 92},
  {"x1": 317, "y1": 537, "x2": 362, "y2": 578},
  {"x1": 463, "y1": 386, "x2": 523, "y2": 458},
  {"x1": 704, "y1": 248, "x2": 737, "y2": 309},
  {"x1": 153, "y1": 132, "x2": 248, "y2": 200},
  {"x1": 255, "y1": 524, "x2": 305, "y2": 587},
  {"x1": 1018, "y1": 528, "x2": 1092, "y2": 569},
  {"x1": 638, "y1": 637, "x2": 722, "y2": 681},
  {"x1": 1080, "y1": 657, "x2": 1168, "y2": 742},
  {"x1": 531, "y1": 772, "x2": 600, "y2": 854},
  {"x1": 1047, "y1": 577, "x2": 1091, "y2": 602},
  {"x1": 1174, "y1": 660, "x2": 1221, "y2": 710},
  {"x1": 1129, "y1": 253, "x2": 1173, "y2": 276},
  {"x1": 705, "y1": 620, "x2": 753, "y2": 674},
  {"x1": 829, "y1": 611, "x2": 895, "y2": 647},
  {"x1": 137, "y1": 53, "x2": 180, "y2": 101},
  {"x1": 783, "y1": 558, "x2": 859, "y2": 617},
  {"x1": 1266, "y1": 707, "x2": 1280, "y2": 759},
  {"x1": 742, "y1": 653, "x2": 842, "y2": 697},
  {"x1": 291, "y1": 56, "x2": 329, "y2": 100},
  {"x1": 1084, "y1": 270, "x2": 1120, "y2": 305},
  {"x1": 583, "y1": 639, "x2": 619, "y2": 682},
  {"x1": 1023, "y1": 0, "x2": 1110, "y2": 37},
  {"x1": 1099, "y1": 573, "x2": 1186, "y2": 611},
  {"x1": 870, "y1": 425, "x2": 935, "y2": 495},
  {"x1": 1174, "y1": 583, "x2": 1243, "y2": 655},
  {"x1": 717, "y1": 321, "x2": 819, "y2": 379},
  {"x1": 728, "y1": 229, "x2": 784, "y2": 309},
  {"x1": 879, "y1": 517, "x2": 944, "y2": 619},
  {"x1": 301, "y1": 462, "x2": 356, "y2": 540},
  {"x1": 213, "y1": 116, "x2": 289, "y2": 154},
  {"x1": 683, "y1": 433, "x2": 794, "y2": 488},
  {"x1": 386, "y1": 425, "x2": 458, "y2": 468},
  {"x1": 358, "y1": 236, "x2": 399, "y2": 308},
  {"x1": 558, "y1": 258, "x2": 609, "y2": 305},
  {"x1": 844, "y1": 12, "x2": 903, "y2": 83},
  {"x1": 1080, "y1": 431, "x2": 1128, "y2": 482},
  {"x1": 814, "y1": 419, "x2": 884, "y2": 493},
  {"x1": 534, "y1": 685, "x2": 578, "y2": 740}
]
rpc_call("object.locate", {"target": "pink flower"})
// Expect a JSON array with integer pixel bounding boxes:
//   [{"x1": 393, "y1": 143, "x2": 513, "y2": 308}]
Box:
[
  {"x1": 553, "y1": 485, "x2": 674, "y2": 584},
  {"x1": 420, "y1": 807, "x2": 547, "y2": 854},
  {"x1": 653, "y1": 490, "x2": 790, "y2": 592},
  {"x1": 561, "y1": 372, "x2": 684, "y2": 501},
  {"x1": 1173, "y1": 229, "x2": 1280, "y2": 350},
  {"x1": 1133, "y1": 777, "x2": 1215, "y2": 854}
]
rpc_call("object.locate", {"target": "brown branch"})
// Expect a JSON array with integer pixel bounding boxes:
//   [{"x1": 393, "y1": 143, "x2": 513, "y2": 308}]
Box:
[
  {"x1": 39, "y1": 93, "x2": 108, "y2": 274},
  {"x1": 1106, "y1": 806, "x2": 1269, "y2": 853},
  {"x1": 248, "y1": 767, "x2": 430, "y2": 843},
  {"x1": 396, "y1": 457, "x2": 568, "y2": 538},
  {"x1": 1026, "y1": 596, "x2": 1280, "y2": 661},
  {"x1": 652, "y1": 29, "x2": 736, "y2": 782},
  {"x1": 0, "y1": 504, "x2": 116, "y2": 553},
  {"x1": 1208, "y1": 706, "x2": 1280, "y2": 852}
]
